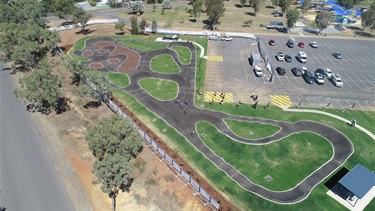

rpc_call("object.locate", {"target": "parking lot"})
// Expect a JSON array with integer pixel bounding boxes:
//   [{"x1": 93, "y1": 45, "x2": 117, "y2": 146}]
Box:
[{"x1": 206, "y1": 35, "x2": 375, "y2": 110}]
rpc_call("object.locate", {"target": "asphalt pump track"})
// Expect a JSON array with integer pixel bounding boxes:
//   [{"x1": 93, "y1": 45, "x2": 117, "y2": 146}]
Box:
[{"x1": 73, "y1": 37, "x2": 354, "y2": 204}]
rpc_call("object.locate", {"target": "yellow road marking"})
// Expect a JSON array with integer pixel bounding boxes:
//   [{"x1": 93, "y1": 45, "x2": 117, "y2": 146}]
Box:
[
  {"x1": 205, "y1": 92, "x2": 233, "y2": 103},
  {"x1": 270, "y1": 95, "x2": 292, "y2": 109},
  {"x1": 207, "y1": 56, "x2": 223, "y2": 62}
]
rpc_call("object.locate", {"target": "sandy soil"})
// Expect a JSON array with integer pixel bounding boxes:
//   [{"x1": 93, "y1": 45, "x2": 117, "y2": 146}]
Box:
[{"x1": 13, "y1": 22, "x2": 209, "y2": 211}]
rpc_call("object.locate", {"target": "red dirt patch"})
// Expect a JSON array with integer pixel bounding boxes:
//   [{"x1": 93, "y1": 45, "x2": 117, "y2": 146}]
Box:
[
  {"x1": 97, "y1": 49, "x2": 109, "y2": 54},
  {"x1": 108, "y1": 58, "x2": 120, "y2": 65},
  {"x1": 109, "y1": 45, "x2": 140, "y2": 73},
  {"x1": 94, "y1": 41, "x2": 114, "y2": 48},
  {"x1": 89, "y1": 62, "x2": 104, "y2": 69},
  {"x1": 82, "y1": 49, "x2": 94, "y2": 57}
]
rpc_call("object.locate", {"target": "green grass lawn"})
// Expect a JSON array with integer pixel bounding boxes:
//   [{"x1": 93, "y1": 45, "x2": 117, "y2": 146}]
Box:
[
  {"x1": 150, "y1": 54, "x2": 181, "y2": 74},
  {"x1": 171, "y1": 46, "x2": 191, "y2": 65},
  {"x1": 197, "y1": 121, "x2": 332, "y2": 190},
  {"x1": 224, "y1": 119, "x2": 280, "y2": 139},
  {"x1": 120, "y1": 40, "x2": 168, "y2": 51},
  {"x1": 107, "y1": 72, "x2": 130, "y2": 88},
  {"x1": 138, "y1": 78, "x2": 178, "y2": 100}
]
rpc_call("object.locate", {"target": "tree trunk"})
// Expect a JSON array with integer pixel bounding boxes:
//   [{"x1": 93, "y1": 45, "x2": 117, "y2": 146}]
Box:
[{"x1": 112, "y1": 195, "x2": 116, "y2": 211}]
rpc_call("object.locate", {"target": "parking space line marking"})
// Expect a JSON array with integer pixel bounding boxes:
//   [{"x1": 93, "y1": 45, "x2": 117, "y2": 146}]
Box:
[
  {"x1": 360, "y1": 73, "x2": 375, "y2": 82},
  {"x1": 343, "y1": 73, "x2": 361, "y2": 90},
  {"x1": 204, "y1": 92, "x2": 233, "y2": 103},
  {"x1": 351, "y1": 74, "x2": 372, "y2": 89},
  {"x1": 270, "y1": 95, "x2": 292, "y2": 108},
  {"x1": 335, "y1": 98, "x2": 344, "y2": 109}
]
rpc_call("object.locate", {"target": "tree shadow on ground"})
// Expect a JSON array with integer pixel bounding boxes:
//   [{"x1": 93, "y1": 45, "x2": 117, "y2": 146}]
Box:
[
  {"x1": 56, "y1": 97, "x2": 71, "y2": 114},
  {"x1": 84, "y1": 100, "x2": 102, "y2": 109},
  {"x1": 354, "y1": 31, "x2": 375, "y2": 38},
  {"x1": 244, "y1": 11, "x2": 256, "y2": 16},
  {"x1": 324, "y1": 167, "x2": 349, "y2": 190},
  {"x1": 75, "y1": 29, "x2": 96, "y2": 35}
]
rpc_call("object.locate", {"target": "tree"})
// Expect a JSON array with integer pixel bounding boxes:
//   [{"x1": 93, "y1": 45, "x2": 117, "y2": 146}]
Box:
[
  {"x1": 109, "y1": 0, "x2": 123, "y2": 8},
  {"x1": 85, "y1": 115, "x2": 143, "y2": 161},
  {"x1": 151, "y1": 20, "x2": 158, "y2": 33},
  {"x1": 286, "y1": 8, "x2": 300, "y2": 29},
  {"x1": 205, "y1": 0, "x2": 226, "y2": 30},
  {"x1": 301, "y1": 0, "x2": 311, "y2": 14},
  {"x1": 192, "y1": 0, "x2": 204, "y2": 22},
  {"x1": 115, "y1": 22, "x2": 125, "y2": 34},
  {"x1": 130, "y1": 15, "x2": 139, "y2": 35},
  {"x1": 315, "y1": 11, "x2": 332, "y2": 34},
  {"x1": 0, "y1": 0, "x2": 47, "y2": 28},
  {"x1": 240, "y1": 0, "x2": 247, "y2": 7},
  {"x1": 162, "y1": 0, "x2": 172, "y2": 9},
  {"x1": 128, "y1": 1, "x2": 144, "y2": 14},
  {"x1": 0, "y1": 22, "x2": 60, "y2": 71},
  {"x1": 14, "y1": 61, "x2": 62, "y2": 113},
  {"x1": 371, "y1": 1, "x2": 375, "y2": 10},
  {"x1": 250, "y1": 0, "x2": 261, "y2": 16},
  {"x1": 49, "y1": 0, "x2": 77, "y2": 23},
  {"x1": 271, "y1": 0, "x2": 279, "y2": 8},
  {"x1": 139, "y1": 17, "x2": 147, "y2": 34},
  {"x1": 78, "y1": 70, "x2": 111, "y2": 102},
  {"x1": 337, "y1": 0, "x2": 354, "y2": 9},
  {"x1": 278, "y1": 0, "x2": 293, "y2": 14},
  {"x1": 92, "y1": 153, "x2": 133, "y2": 211},
  {"x1": 72, "y1": 7, "x2": 92, "y2": 33},
  {"x1": 361, "y1": 9, "x2": 375, "y2": 31}
]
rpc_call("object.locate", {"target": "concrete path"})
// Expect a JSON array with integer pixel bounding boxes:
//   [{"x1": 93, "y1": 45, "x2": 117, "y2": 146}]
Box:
[
  {"x1": 0, "y1": 65, "x2": 75, "y2": 210},
  {"x1": 73, "y1": 37, "x2": 356, "y2": 204}
]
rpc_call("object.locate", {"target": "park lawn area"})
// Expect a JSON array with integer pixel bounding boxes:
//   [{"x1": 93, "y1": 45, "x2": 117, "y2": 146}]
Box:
[
  {"x1": 151, "y1": 54, "x2": 181, "y2": 74},
  {"x1": 107, "y1": 72, "x2": 130, "y2": 88},
  {"x1": 197, "y1": 121, "x2": 333, "y2": 190},
  {"x1": 120, "y1": 40, "x2": 168, "y2": 51},
  {"x1": 224, "y1": 119, "x2": 280, "y2": 139},
  {"x1": 171, "y1": 46, "x2": 191, "y2": 65},
  {"x1": 139, "y1": 78, "x2": 178, "y2": 101}
]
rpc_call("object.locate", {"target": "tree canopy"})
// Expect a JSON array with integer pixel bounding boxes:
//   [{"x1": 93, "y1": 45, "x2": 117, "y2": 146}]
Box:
[
  {"x1": 337, "y1": 0, "x2": 354, "y2": 9},
  {"x1": 250, "y1": 0, "x2": 261, "y2": 16},
  {"x1": 92, "y1": 153, "x2": 133, "y2": 211},
  {"x1": 286, "y1": 8, "x2": 300, "y2": 29},
  {"x1": 85, "y1": 115, "x2": 143, "y2": 161},
  {"x1": 14, "y1": 61, "x2": 63, "y2": 113},
  {"x1": 0, "y1": 0, "x2": 47, "y2": 27},
  {"x1": 192, "y1": 0, "x2": 204, "y2": 21},
  {"x1": 301, "y1": 0, "x2": 311, "y2": 14},
  {"x1": 361, "y1": 9, "x2": 375, "y2": 31},
  {"x1": 315, "y1": 11, "x2": 332, "y2": 33},
  {"x1": 278, "y1": 0, "x2": 293, "y2": 14},
  {"x1": 205, "y1": 0, "x2": 226, "y2": 30},
  {"x1": 72, "y1": 7, "x2": 92, "y2": 32}
]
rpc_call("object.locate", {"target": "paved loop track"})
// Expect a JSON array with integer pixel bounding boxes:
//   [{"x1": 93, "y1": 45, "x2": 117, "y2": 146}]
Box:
[{"x1": 74, "y1": 37, "x2": 353, "y2": 204}]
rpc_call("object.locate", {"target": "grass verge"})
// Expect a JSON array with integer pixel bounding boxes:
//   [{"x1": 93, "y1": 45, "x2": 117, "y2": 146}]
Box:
[
  {"x1": 151, "y1": 54, "x2": 181, "y2": 74},
  {"x1": 107, "y1": 72, "x2": 130, "y2": 88},
  {"x1": 171, "y1": 46, "x2": 192, "y2": 65},
  {"x1": 139, "y1": 78, "x2": 178, "y2": 101},
  {"x1": 224, "y1": 119, "x2": 280, "y2": 139},
  {"x1": 120, "y1": 40, "x2": 168, "y2": 51}
]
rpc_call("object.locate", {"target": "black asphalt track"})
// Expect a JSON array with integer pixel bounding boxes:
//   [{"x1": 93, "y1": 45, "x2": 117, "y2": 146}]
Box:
[{"x1": 73, "y1": 37, "x2": 354, "y2": 204}]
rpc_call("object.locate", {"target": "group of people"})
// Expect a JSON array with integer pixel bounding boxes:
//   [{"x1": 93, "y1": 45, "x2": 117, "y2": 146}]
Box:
[{"x1": 175, "y1": 99, "x2": 189, "y2": 115}]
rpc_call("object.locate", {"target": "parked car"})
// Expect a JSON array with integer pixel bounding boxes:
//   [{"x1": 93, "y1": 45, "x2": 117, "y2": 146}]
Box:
[
  {"x1": 268, "y1": 39, "x2": 275, "y2": 46},
  {"x1": 331, "y1": 73, "x2": 343, "y2": 87},
  {"x1": 298, "y1": 42, "x2": 305, "y2": 48},
  {"x1": 285, "y1": 55, "x2": 292, "y2": 62},
  {"x1": 333, "y1": 52, "x2": 342, "y2": 59},
  {"x1": 291, "y1": 67, "x2": 303, "y2": 77},
  {"x1": 325, "y1": 68, "x2": 333, "y2": 78},
  {"x1": 297, "y1": 51, "x2": 307, "y2": 63},
  {"x1": 221, "y1": 36, "x2": 233, "y2": 41},
  {"x1": 286, "y1": 39, "x2": 294, "y2": 48},
  {"x1": 302, "y1": 68, "x2": 314, "y2": 84},
  {"x1": 276, "y1": 52, "x2": 284, "y2": 61},
  {"x1": 315, "y1": 68, "x2": 326, "y2": 76},
  {"x1": 310, "y1": 41, "x2": 318, "y2": 48},
  {"x1": 276, "y1": 67, "x2": 286, "y2": 75},
  {"x1": 315, "y1": 72, "x2": 325, "y2": 84},
  {"x1": 253, "y1": 66, "x2": 263, "y2": 77},
  {"x1": 209, "y1": 34, "x2": 219, "y2": 40}
]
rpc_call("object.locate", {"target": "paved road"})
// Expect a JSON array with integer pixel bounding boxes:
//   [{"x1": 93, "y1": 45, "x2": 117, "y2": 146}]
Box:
[
  {"x1": 74, "y1": 37, "x2": 354, "y2": 203},
  {"x1": 0, "y1": 64, "x2": 74, "y2": 210}
]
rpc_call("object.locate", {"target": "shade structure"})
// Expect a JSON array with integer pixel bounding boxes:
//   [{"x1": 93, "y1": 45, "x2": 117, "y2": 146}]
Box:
[{"x1": 339, "y1": 164, "x2": 375, "y2": 199}]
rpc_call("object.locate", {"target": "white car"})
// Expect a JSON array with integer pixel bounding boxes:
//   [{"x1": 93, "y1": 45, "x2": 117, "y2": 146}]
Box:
[
  {"x1": 276, "y1": 52, "x2": 284, "y2": 61},
  {"x1": 315, "y1": 72, "x2": 325, "y2": 84},
  {"x1": 325, "y1": 68, "x2": 333, "y2": 78},
  {"x1": 310, "y1": 41, "x2": 318, "y2": 48},
  {"x1": 221, "y1": 36, "x2": 233, "y2": 41},
  {"x1": 208, "y1": 34, "x2": 219, "y2": 40},
  {"x1": 253, "y1": 66, "x2": 263, "y2": 77},
  {"x1": 331, "y1": 73, "x2": 343, "y2": 87}
]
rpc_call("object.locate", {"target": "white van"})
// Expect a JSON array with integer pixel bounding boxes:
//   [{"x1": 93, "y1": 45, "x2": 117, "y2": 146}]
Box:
[
  {"x1": 297, "y1": 51, "x2": 307, "y2": 63},
  {"x1": 208, "y1": 34, "x2": 219, "y2": 41}
]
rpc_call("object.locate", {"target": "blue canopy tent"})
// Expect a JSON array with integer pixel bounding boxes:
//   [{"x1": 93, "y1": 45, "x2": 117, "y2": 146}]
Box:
[
  {"x1": 332, "y1": 4, "x2": 352, "y2": 15},
  {"x1": 323, "y1": 0, "x2": 337, "y2": 4},
  {"x1": 355, "y1": 9, "x2": 363, "y2": 17}
]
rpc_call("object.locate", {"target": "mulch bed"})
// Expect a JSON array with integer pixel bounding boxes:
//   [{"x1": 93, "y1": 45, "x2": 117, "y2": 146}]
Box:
[
  {"x1": 89, "y1": 62, "x2": 104, "y2": 69},
  {"x1": 108, "y1": 58, "x2": 120, "y2": 65},
  {"x1": 82, "y1": 49, "x2": 94, "y2": 57},
  {"x1": 97, "y1": 49, "x2": 110, "y2": 54},
  {"x1": 109, "y1": 96, "x2": 237, "y2": 211},
  {"x1": 109, "y1": 45, "x2": 139, "y2": 73}
]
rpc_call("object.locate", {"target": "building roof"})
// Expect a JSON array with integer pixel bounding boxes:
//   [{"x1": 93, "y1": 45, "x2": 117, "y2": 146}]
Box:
[{"x1": 339, "y1": 164, "x2": 375, "y2": 199}]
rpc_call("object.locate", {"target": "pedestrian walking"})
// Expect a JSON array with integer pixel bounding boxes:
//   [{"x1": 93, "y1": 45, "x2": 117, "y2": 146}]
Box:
[{"x1": 185, "y1": 100, "x2": 188, "y2": 105}]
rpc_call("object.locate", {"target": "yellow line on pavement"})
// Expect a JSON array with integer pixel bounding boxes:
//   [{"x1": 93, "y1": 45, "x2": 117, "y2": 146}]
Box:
[
  {"x1": 205, "y1": 92, "x2": 233, "y2": 103},
  {"x1": 270, "y1": 95, "x2": 292, "y2": 108},
  {"x1": 207, "y1": 56, "x2": 223, "y2": 62}
]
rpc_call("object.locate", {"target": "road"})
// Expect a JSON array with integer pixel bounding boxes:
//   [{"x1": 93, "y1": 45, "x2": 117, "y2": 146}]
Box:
[{"x1": 0, "y1": 63, "x2": 75, "y2": 210}]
